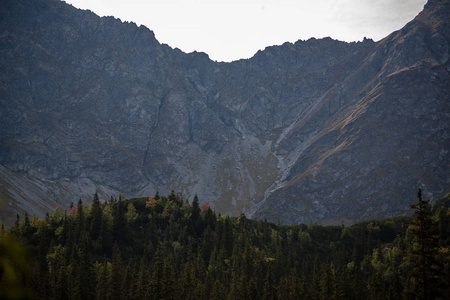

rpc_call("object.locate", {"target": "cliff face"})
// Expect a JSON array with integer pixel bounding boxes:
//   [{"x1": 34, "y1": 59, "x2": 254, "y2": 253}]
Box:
[{"x1": 0, "y1": 0, "x2": 449, "y2": 225}]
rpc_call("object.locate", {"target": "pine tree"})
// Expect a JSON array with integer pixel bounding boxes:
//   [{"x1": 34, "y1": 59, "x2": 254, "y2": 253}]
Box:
[
  {"x1": 210, "y1": 279, "x2": 226, "y2": 300},
  {"x1": 89, "y1": 192, "x2": 102, "y2": 241},
  {"x1": 95, "y1": 263, "x2": 109, "y2": 300},
  {"x1": 12, "y1": 213, "x2": 20, "y2": 235},
  {"x1": 107, "y1": 243, "x2": 123, "y2": 300},
  {"x1": 21, "y1": 212, "x2": 32, "y2": 238},
  {"x1": 434, "y1": 205, "x2": 450, "y2": 247},
  {"x1": 201, "y1": 225, "x2": 214, "y2": 264},
  {"x1": 191, "y1": 195, "x2": 200, "y2": 220},
  {"x1": 113, "y1": 197, "x2": 127, "y2": 243},
  {"x1": 99, "y1": 207, "x2": 114, "y2": 257},
  {"x1": 319, "y1": 263, "x2": 336, "y2": 300},
  {"x1": 368, "y1": 249, "x2": 385, "y2": 300},
  {"x1": 126, "y1": 202, "x2": 138, "y2": 224},
  {"x1": 68, "y1": 245, "x2": 82, "y2": 300},
  {"x1": 150, "y1": 241, "x2": 166, "y2": 299},
  {"x1": 191, "y1": 194, "x2": 202, "y2": 236},
  {"x1": 71, "y1": 198, "x2": 86, "y2": 247},
  {"x1": 221, "y1": 216, "x2": 233, "y2": 257},
  {"x1": 180, "y1": 260, "x2": 196, "y2": 299},
  {"x1": 404, "y1": 189, "x2": 442, "y2": 300},
  {"x1": 53, "y1": 262, "x2": 68, "y2": 300},
  {"x1": 78, "y1": 237, "x2": 94, "y2": 300},
  {"x1": 263, "y1": 258, "x2": 277, "y2": 300},
  {"x1": 278, "y1": 268, "x2": 304, "y2": 300},
  {"x1": 161, "y1": 254, "x2": 177, "y2": 299},
  {"x1": 134, "y1": 257, "x2": 150, "y2": 300},
  {"x1": 121, "y1": 260, "x2": 135, "y2": 299}
]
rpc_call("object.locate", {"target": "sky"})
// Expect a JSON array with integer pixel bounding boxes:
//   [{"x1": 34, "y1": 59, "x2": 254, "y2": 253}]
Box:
[{"x1": 64, "y1": 0, "x2": 427, "y2": 62}]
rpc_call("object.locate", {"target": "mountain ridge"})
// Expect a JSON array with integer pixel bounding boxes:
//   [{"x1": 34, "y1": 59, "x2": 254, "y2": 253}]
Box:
[{"x1": 0, "y1": 0, "x2": 448, "y2": 225}]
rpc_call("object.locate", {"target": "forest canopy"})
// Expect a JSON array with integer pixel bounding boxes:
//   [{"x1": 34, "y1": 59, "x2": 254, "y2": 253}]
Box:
[{"x1": 0, "y1": 190, "x2": 449, "y2": 299}]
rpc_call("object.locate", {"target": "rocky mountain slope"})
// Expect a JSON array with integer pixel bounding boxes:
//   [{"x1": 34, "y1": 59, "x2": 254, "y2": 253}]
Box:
[{"x1": 0, "y1": 0, "x2": 449, "y2": 225}]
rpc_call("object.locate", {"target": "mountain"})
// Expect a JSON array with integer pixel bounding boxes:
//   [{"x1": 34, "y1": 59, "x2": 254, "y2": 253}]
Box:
[{"x1": 0, "y1": 0, "x2": 449, "y2": 225}]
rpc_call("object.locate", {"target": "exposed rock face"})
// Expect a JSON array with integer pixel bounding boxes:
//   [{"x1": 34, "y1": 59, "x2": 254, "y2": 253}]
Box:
[{"x1": 0, "y1": 0, "x2": 448, "y2": 225}]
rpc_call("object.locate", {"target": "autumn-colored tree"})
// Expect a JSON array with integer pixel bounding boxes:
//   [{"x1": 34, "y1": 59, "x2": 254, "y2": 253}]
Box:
[
  {"x1": 145, "y1": 196, "x2": 156, "y2": 210},
  {"x1": 161, "y1": 206, "x2": 170, "y2": 219},
  {"x1": 200, "y1": 202, "x2": 211, "y2": 214},
  {"x1": 68, "y1": 206, "x2": 77, "y2": 217}
]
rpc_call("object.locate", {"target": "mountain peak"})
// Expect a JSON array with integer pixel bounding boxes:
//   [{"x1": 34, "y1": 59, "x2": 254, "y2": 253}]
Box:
[{"x1": 0, "y1": 0, "x2": 448, "y2": 226}]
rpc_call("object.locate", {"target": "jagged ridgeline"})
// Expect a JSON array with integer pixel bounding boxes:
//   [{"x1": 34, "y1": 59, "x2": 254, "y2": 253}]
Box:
[
  {"x1": 1, "y1": 191, "x2": 449, "y2": 299},
  {"x1": 0, "y1": 0, "x2": 449, "y2": 225}
]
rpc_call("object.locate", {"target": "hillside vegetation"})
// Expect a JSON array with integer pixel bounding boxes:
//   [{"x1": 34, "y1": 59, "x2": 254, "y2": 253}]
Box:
[{"x1": 1, "y1": 190, "x2": 449, "y2": 299}]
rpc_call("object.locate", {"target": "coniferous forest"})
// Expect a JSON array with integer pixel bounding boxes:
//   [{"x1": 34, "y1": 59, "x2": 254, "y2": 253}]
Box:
[{"x1": 1, "y1": 190, "x2": 449, "y2": 299}]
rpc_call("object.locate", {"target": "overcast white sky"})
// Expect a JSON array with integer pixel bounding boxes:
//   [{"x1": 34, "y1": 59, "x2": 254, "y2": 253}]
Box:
[{"x1": 64, "y1": 0, "x2": 427, "y2": 62}]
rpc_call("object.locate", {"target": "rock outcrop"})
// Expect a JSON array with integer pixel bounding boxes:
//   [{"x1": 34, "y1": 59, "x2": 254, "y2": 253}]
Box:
[{"x1": 0, "y1": 0, "x2": 448, "y2": 225}]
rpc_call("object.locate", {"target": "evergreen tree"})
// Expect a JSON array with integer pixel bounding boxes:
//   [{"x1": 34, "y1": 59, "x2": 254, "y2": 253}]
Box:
[
  {"x1": 21, "y1": 212, "x2": 32, "y2": 238},
  {"x1": 404, "y1": 189, "x2": 442, "y2": 300},
  {"x1": 191, "y1": 195, "x2": 200, "y2": 220},
  {"x1": 134, "y1": 258, "x2": 150, "y2": 300},
  {"x1": 368, "y1": 249, "x2": 385, "y2": 300},
  {"x1": 99, "y1": 207, "x2": 114, "y2": 257},
  {"x1": 78, "y1": 237, "x2": 95, "y2": 300},
  {"x1": 434, "y1": 205, "x2": 450, "y2": 247},
  {"x1": 89, "y1": 192, "x2": 102, "y2": 241},
  {"x1": 319, "y1": 263, "x2": 336, "y2": 300},
  {"x1": 75, "y1": 199, "x2": 85, "y2": 242},
  {"x1": 53, "y1": 262, "x2": 68, "y2": 300},
  {"x1": 126, "y1": 202, "x2": 138, "y2": 224},
  {"x1": 150, "y1": 241, "x2": 167, "y2": 299},
  {"x1": 68, "y1": 245, "x2": 82, "y2": 300},
  {"x1": 191, "y1": 194, "x2": 202, "y2": 236},
  {"x1": 263, "y1": 258, "x2": 277, "y2": 300},
  {"x1": 95, "y1": 262, "x2": 109, "y2": 300},
  {"x1": 12, "y1": 213, "x2": 20, "y2": 235},
  {"x1": 161, "y1": 254, "x2": 177, "y2": 299},
  {"x1": 210, "y1": 279, "x2": 226, "y2": 300},
  {"x1": 180, "y1": 260, "x2": 196, "y2": 299},
  {"x1": 221, "y1": 216, "x2": 233, "y2": 257},
  {"x1": 113, "y1": 197, "x2": 127, "y2": 243},
  {"x1": 107, "y1": 243, "x2": 123, "y2": 300},
  {"x1": 201, "y1": 225, "x2": 214, "y2": 264},
  {"x1": 278, "y1": 268, "x2": 305, "y2": 300},
  {"x1": 121, "y1": 260, "x2": 135, "y2": 299}
]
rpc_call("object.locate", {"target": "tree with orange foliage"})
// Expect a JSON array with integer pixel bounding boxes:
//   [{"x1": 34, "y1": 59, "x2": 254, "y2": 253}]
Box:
[
  {"x1": 200, "y1": 202, "x2": 211, "y2": 214},
  {"x1": 146, "y1": 196, "x2": 156, "y2": 210},
  {"x1": 69, "y1": 206, "x2": 77, "y2": 216}
]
